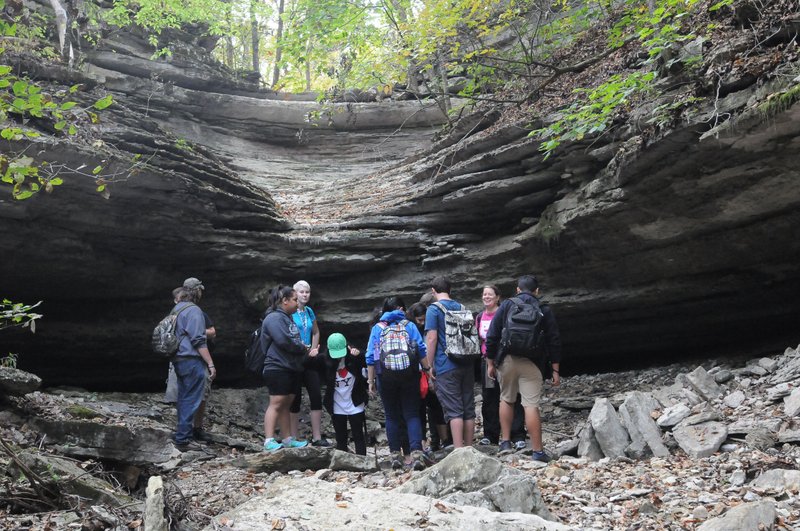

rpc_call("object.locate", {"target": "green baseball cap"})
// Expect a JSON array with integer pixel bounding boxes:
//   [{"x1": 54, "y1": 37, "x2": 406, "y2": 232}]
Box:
[{"x1": 327, "y1": 333, "x2": 348, "y2": 359}]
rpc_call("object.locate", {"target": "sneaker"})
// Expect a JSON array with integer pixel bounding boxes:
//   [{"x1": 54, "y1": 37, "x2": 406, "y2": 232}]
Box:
[
  {"x1": 479, "y1": 437, "x2": 492, "y2": 446},
  {"x1": 532, "y1": 450, "x2": 551, "y2": 463},
  {"x1": 514, "y1": 440, "x2": 527, "y2": 451},
  {"x1": 390, "y1": 452, "x2": 404, "y2": 470},
  {"x1": 282, "y1": 436, "x2": 309, "y2": 448},
  {"x1": 311, "y1": 438, "x2": 332, "y2": 447},
  {"x1": 498, "y1": 440, "x2": 514, "y2": 456},
  {"x1": 410, "y1": 450, "x2": 427, "y2": 471},
  {"x1": 263, "y1": 438, "x2": 284, "y2": 452}
]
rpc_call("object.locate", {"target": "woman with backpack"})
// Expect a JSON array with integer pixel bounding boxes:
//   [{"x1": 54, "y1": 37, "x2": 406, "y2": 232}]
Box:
[
  {"x1": 261, "y1": 285, "x2": 310, "y2": 452},
  {"x1": 322, "y1": 332, "x2": 368, "y2": 455},
  {"x1": 366, "y1": 296, "x2": 431, "y2": 470}
]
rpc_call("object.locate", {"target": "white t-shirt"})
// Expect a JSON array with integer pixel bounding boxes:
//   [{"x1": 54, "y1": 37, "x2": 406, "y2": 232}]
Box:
[{"x1": 333, "y1": 362, "x2": 365, "y2": 415}]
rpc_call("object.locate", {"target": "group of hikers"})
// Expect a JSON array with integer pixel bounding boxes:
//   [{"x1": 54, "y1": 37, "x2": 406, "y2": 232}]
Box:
[{"x1": 164, "y1": 274, "x2": 561, "y2": 470}]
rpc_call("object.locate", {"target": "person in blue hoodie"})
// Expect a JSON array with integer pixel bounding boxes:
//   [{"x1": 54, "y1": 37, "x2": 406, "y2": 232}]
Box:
[{"x1": 366, "y1": 296, "x2": 431, "y2": 470}]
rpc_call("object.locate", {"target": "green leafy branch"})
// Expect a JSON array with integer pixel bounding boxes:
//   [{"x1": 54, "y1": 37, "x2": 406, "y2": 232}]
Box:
[
  {"x1": 532, "y1": 71, "x2": 657, "y2": 159},
  {"x1": 0, "y1": 299, "x2": 42, "y2": 333},
  {"x1": 0, "y1": 59, "x2": 114, "y2": 200}
]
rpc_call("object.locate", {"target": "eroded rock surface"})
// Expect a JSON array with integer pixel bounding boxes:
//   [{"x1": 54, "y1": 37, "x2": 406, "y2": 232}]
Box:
[{"x1": 2, "y1": 8, "x2": 800, "y2": 392}]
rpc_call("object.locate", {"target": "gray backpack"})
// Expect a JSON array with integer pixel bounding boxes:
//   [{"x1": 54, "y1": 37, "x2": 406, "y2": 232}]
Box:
[
  {"x1": 151, "y1": 303, "x2": 195, "y2": 358},
  {"x1": 432, "y1": 302, "x2": 481, "y2": 362}
]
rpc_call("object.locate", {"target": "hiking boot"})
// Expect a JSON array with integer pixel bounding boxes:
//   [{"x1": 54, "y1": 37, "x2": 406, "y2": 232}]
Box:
[
  {"x1": 390, "y1": 452, "x2": 404, "y2": 470},
  {"x1": 311, "y1": 438, "x2": 332, "y2": 447},
  {"x1": 514, "y1": 440, "x2": 527, "y2": 451},
  {"x1": 193, "y1": 428, "x2": 212, "y2": 442},
  {"x1": 263, "y1": 438, "x2": 284, "y2": 452},
  {"x1": 175, "y1": 440, "x2": 203, "y2": 452},
  {"x1": 498, "y1": 440, "x2": 514, "y2": 456},
  {"x1": 532, "y1": 450, "x2": 551, "y2": 463},
  {"x1": 282, "y1": 437, "x2": 309, "y2": 448},
  {"x1": 479, "y1": 437, "x2": 492, "y2": 446},
  {"x1": 410, "y1": 450, "x2": 427, "y2": 471}
]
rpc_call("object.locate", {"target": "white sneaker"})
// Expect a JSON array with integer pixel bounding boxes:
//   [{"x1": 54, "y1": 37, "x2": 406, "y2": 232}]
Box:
[{"x1": 514, "y1": 440, "x2": 527, "y2": 450}]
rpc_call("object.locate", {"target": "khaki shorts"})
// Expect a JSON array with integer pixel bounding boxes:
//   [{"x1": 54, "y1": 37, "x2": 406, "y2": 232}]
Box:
[{"x1": 497, "y1": 355, "x2": 543, "y2": 408}]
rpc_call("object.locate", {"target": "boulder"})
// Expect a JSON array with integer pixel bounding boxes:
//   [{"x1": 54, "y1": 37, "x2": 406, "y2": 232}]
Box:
[
  {"x1": 144, "y1": 476, "x2": 169, "y2": 531},
  {"x1": 618, "y1": 392, "x2": 670, "y2": 458},
  {"x1": 656, "y1": 403, "x2": 691, "y2": 428},
  {"x1": 783, "y1": 387, "x2": 800, "y2": 416},
  {"x1": 238, "y1": 446, "x2": 334, "y2": 473},
  {"x1": 672, "y1": 421, "x2": 728, "y2": 458},
  {"x1": 0, "y1": 367, "x2": 42, "y2": 396},
  {"x1": 684, "y1": 366, "x2": 723, "y2": 400},
  {"x1": 588, "y1": 398, "x2": 629, "y2": 458},
  {"x1": 207, "y1": 476, "x2": 571, "y2": 531},
  {"x1": 577, "y1": 423, "x2": 604, "y2": 461},
  {"x1": 31, "y1": 419, "x2": 178, "y2": 465},
  {"x1": 328, "y1": 449, "x2": 379, "y2": 472},
  {"x1": 697, "y1": 500, "x2": 776, "y2": 531},
  {"x1": 751, "y1": 469, "x2": 800, "y2": 492},
  {"x1": 398, "y1": 447, "x2": 552, "y2": 519},
  {"x1": 722, "y1": 390, "x2": 745, "y2": 408},
  {"x1": 727, "y1": 418, "x2": 782, "y2": 436}
]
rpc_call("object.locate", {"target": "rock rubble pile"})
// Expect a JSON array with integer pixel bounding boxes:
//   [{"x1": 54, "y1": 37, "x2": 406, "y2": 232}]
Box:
[{"x1": 1, "y1": 345, "x2": 799, "y2": 529}]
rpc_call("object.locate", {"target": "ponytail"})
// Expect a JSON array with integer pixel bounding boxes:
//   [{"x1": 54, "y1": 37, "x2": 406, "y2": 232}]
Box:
[{"x1": 268, "y1": 285, "x2": 295, "y2": 312}]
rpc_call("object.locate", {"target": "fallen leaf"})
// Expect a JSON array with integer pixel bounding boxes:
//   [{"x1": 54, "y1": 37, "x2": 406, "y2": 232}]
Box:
[
  {"x1": 271, "y1": 518, "x2": 286, "y2": 530},
  {"x1": 127, "y1": 519, "x2": 142, "y2": 528},
  {"x1": 434, "y1": 501, "x2": 450, "y2": 513},
  {"x1": 336, "y1": 501, "x2": 348, "y2": 508}
]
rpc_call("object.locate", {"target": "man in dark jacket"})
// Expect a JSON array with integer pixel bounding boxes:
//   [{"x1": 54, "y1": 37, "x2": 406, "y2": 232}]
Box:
[{"x1": 486, "y1": 275, "x2": 561, "y2": 462}]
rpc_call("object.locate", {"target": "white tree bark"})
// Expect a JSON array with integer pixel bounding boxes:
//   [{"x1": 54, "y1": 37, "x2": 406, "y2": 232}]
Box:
[{"x1": 48, "y1": 0, "x2": 68, "y2": 57}]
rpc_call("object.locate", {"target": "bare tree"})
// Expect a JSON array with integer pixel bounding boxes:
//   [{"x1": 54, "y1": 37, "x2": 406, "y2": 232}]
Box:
[{"x1": 272, "y1": 0, "x2": 285, "y2": 88}]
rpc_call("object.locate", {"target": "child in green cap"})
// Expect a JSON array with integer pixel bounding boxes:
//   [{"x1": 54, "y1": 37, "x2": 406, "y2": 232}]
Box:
[{"x1": 322, "y1": 333, "x2": 368, "y2": 455}]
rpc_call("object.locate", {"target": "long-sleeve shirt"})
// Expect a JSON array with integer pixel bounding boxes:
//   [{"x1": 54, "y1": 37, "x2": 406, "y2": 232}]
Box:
[
  {"x1": 262, "y1": 308, "x2": 308, "y2": 373},
  {"x1": 485, "y1": 292, "x2": 561, "y2": 367},
  {"x1": 173, "y1": 302, "x2": 207, "y2": 358},
  {"x1": 365, "y1": 309, "x2": 427, "y2": 371}
]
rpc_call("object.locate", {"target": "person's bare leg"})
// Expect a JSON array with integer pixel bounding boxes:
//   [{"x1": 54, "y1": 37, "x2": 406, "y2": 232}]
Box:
[
  {"x1": 265, "y1": 395, "x2": 293, "y2": 439},
  {"x1": 450, "y1": 418, "x2": 464, "y2": 447},
  {"x1": 524, "y1": 406, "x2": 543, "y2": 451},
  {"x1": 289, "y1": 412, "x2": 300, "y2": 438},
  {"x1": 463, "y1": 419, "x2": 475, "y2": 446},
  {"x1": 499, "y1": 400, "x2": 514, "y2": 441}
]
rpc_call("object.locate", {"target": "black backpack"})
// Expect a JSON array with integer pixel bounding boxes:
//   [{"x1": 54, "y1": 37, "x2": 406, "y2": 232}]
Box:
[
  {"x1": 244, "y1": 326, "x2": 271, "y2": 375},
  {"x1": 500, "y1": 297, "x2": 545, "y2": 360}
]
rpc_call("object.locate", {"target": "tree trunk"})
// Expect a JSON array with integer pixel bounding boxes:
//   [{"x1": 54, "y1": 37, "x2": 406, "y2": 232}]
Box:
[
  {"x1": 272, "y1": 0, "x2": 285, "y2": 88},
  {"x1": 436, "y1": 49, "x2": 451, "y2": 116},
  {"x1": 389, "y1": 0, "x2": 418, "y2": 93},
  {"x1": 250, "y1": 0, "x2": 260, "y2": 73},
  {"x1": 48, "y1": 0, "x2": 68, "y2": 58},
  {"x1": 304, "y1": 39, "x2": 311, "y2": 91}
]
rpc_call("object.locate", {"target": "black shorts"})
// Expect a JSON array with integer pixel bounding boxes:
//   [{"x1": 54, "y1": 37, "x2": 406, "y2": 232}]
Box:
[{"x1": 263, "y1": 369, "x2": 302, "y2": 397}]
